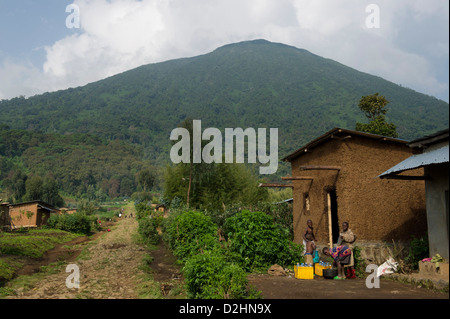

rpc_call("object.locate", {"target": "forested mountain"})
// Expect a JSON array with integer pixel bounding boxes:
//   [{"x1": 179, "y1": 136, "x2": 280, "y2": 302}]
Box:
[
  {"x1": 0, "y1": 125, "x2": 155, "y2": 201},
  {"x1": 0, "y1": 39, "x2": 448, "y2": 195}
]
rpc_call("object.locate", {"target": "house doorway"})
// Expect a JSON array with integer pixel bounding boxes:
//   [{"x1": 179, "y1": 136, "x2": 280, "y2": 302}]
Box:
[{"x1": 327, "y1": 189, "x2": 340, "y2": 245}]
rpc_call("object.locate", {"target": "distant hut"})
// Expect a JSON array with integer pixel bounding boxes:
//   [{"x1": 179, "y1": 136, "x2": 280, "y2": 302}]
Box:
[{"x1": 7, "y1": 200, "x2": 58, "y2": 229}]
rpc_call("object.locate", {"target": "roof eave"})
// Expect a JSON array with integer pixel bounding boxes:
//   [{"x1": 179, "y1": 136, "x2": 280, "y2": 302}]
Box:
[{"x1": 282, "y1": 128, "x2": 408, "y2": 162}]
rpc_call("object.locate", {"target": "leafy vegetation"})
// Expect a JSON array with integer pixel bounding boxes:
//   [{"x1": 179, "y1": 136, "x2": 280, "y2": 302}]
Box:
[
  {"x1": 405, "y1": 234, "x2": 430, "y2": 270},
  {"x1": 0, "y1": 229, "x2": 80, "y2": 258},
  {"x1": 149, "y1": 200, "x2": 301, "y2": 299},
  {"x1": 355, "y1": 93, "x2": 398, "y2": 137},
  {"x1": 162, "y1": 210, "x2": 220, "y2": 262},
  {"x1": 0, "y1": 125, "x2": 157, "y2": 203},
  {"x1": 45, "y1": 212, "x2": 99, "y2": 235},
  {"x1": 223, "y1": 210, "x2": 303, "y2": 271},
  {"x1": 183, "y1": 250, "x2": 253, "y2": 299},
  {"x1": 164, "y1": 161, "x2": 268, "y2": 211}
]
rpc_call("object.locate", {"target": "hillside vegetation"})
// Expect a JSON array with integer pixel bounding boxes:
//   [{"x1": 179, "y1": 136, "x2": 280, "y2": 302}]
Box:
[{"x1": 0, "y1": 40, "x2": 448, "y2": 200}]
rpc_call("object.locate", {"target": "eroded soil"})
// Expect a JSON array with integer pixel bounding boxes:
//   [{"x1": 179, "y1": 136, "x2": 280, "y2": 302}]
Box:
[{"x1": 6, "y1": 216, "x2": 149, "y2": 299}]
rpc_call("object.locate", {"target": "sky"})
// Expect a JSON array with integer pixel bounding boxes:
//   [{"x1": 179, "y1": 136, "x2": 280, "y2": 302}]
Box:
[{"x1": 0, "y1": 0, "x2": 448, "y2": 102}]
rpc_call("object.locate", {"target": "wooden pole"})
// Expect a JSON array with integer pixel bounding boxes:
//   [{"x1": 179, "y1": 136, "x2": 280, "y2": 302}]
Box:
[{"x1": 327, "y1": 192, "x2": 333, "y2": 248}]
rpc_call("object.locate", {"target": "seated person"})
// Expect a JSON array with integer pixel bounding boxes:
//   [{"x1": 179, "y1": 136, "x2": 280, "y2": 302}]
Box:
[{"x1": 322, "y1": 245, "x2": 352, "y2": 280}]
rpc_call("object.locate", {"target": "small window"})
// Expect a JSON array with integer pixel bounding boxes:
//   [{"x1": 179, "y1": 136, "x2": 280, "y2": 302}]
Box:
[{"x1": 304, "y1": 192, "x2": 310, "y2": 212}]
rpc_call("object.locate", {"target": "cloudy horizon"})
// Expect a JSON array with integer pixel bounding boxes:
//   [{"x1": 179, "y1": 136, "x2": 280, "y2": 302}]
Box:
[{"x1": 0, "y1": 0, "x2": 448, "y2": 102}]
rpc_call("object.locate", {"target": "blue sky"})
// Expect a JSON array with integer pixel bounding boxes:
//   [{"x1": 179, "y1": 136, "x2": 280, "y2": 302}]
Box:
[
  {"x1": 0, "y1": 1, "x2": 77, "y2": 65},
  {"x1": 0, "y1": 0, "x2": 448, "y2": 102}
]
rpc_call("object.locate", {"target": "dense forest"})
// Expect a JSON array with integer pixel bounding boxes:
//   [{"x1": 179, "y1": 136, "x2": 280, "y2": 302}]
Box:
[
  {"x1": 0, "y1": 125, "x2": 156, "y2": 203},
  {"x1": 0, "y1": 40, "x2": 448, "y2": 204}
]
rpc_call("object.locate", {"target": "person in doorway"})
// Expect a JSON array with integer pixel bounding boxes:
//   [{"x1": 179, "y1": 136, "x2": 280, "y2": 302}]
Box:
[
  {"x1": 322, "y1": 245, "x2": 352, "y2": 280},
  {"x1": 337, "y1": 222, "x2": 356, "y2": 279}
]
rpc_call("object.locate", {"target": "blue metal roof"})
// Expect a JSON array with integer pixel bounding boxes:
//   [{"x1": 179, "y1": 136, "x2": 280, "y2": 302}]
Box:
[
  {"x1": 379, "y1": 144, "x2": 449, "y2": 177},
  {"x1": 274, "y1": 198, "x2": 293, "y2": 204}
]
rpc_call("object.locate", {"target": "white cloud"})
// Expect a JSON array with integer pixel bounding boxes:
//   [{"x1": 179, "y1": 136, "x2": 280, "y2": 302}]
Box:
[{"x1": 0, "y1": 0, "x2": 448, "y2": 101}]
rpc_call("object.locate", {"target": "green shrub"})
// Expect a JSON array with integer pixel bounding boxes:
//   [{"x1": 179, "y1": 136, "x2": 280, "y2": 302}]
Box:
[
  {"x1": 46, "y1": 213, "x2": 94, "y2": 235},
  {"x1": 0, "y1": 229, "x2": 79, "y2": 258},
  {"x1": 406, "y1": 234, "x2": 429, "y2": 270},
  {"x1": 223, "y1": 210, "x2": 303, "y2": 271},
  {"x1": 162, "y1": 210, "x2": 220, "y2": 261},
  {"x1": 352, "y1": 245, "x2": 365, "y2": 277},
  {"x1": 183, "y1": 250, "x2": 250, "y2": 299},
  {"x1": 135, "y1": 202, "x2": 153, "y2": 219},
  {"x1": 138, "y1": 217, "x2": 161, "y2": 245}
]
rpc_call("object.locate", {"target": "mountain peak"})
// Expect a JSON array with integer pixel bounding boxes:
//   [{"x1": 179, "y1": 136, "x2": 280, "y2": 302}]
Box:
[
  {"x1": 0, "y1": 40, "x2": 448, "y2": 166},
  {"x1": 214, "y1": 38, "x2": 308, "y2": 54}
]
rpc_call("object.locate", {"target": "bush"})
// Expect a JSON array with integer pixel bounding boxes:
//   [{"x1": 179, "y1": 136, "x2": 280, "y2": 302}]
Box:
[
  {"x1": 223, "y1": 210, "x2": 303, "y2": 271},
  {"x1": 46, "y1": 213, "x2": 94, "y2": 235},
  {"x1": 406, "y1": 234, "x2": 429, "y2": 270},
  {"x1": 135, "y1": 202, "x2": 153, "y2": 219},
  {"x1": 162, "y1": 210, "x2": 220, "y2": 261},
  {"x1": 138, "y1": 217, "x2": 161, "y2": 245},
  {"x1": 183, "y1": 250, "x2": 250, "y2": 299}
]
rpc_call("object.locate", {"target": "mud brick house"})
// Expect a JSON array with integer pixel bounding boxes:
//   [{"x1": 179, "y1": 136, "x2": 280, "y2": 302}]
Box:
[
  {"x1": 282, "y1": 128, "x2": 427, "y2": 249},
  {"x1": 379, "y1": 128, "x2": 449, "y2": 259},
  {"x1": 7, "y1": 200, "x2": 58, "y2": 229},
  {"x1": 151, "y1": 203, "x2": 166, "y2": 213}
]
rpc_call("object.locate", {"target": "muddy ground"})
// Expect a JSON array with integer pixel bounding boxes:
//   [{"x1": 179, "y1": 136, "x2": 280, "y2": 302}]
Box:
[{"x1": 248, "y1": 273, "x2": 448, "y2": 299}]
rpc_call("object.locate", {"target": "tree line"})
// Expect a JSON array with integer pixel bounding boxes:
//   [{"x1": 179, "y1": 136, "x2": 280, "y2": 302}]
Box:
[{"x1": 0, "y1": 126, "x2": 158, "y2": 205}]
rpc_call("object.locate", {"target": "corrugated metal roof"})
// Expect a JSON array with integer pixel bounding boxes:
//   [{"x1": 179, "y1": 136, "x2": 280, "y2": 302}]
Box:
[
  {"x1": 378, "y1": 144, "x2": 449, "y2": 178},
  {"x1": 274, "y1": 198, "x2": 293, "y2": 204}
]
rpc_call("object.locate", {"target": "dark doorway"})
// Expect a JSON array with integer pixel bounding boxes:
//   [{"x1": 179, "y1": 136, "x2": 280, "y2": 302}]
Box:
[{"x1": 329, "y1": 189, "x2": 340, "y2": 244}]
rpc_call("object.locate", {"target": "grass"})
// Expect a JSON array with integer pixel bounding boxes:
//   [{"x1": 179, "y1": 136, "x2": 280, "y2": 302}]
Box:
[
  {"x1": 0, "y1": 260, "x2": 67, "y2": 298},
  {"x1": 0, "y1": 229, "x2": 81, "y2": 258},
  {"x1": 135, "y1": 252, "x2": 187, "y2": 299},
  {"x1": 0, "y1": 228, "x2": 81, "y2": 292}
]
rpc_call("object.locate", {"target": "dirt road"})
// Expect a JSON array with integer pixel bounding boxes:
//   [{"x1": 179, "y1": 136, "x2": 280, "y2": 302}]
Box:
[{"x1": 7, "y1": 209, "x2": 150, "y2": 299}]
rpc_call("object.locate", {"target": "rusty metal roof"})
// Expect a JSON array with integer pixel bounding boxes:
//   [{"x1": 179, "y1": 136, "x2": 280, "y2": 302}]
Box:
[{"x1": 378, "y1": 144, "x2": 449, "y2": 178}]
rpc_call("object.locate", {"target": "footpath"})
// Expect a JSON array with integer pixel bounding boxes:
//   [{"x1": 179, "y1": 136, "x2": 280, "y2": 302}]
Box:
[{"x1": 7, "y1": 210, "x2": 148, "y2": 299}]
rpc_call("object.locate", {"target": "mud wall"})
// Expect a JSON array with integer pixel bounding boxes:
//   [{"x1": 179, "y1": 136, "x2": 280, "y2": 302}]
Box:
[
  {"x1": 9, "y1": 204, "x2": 39, "y2": 228},
  {"x1": 290, "y1": 135, "x2": 427, "y2": 246}
]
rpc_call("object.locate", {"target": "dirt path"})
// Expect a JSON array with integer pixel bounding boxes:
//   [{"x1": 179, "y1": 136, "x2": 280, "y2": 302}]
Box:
[
  {"x1": 7, "y1": 210, "x2": 150, "y2": 299},
  {"x1": 248, "y1": 274, "x2": 449, "y2": 299}
]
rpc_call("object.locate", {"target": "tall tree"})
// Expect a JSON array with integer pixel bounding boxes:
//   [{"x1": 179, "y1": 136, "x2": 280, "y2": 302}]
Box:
[
  {"x1": 42, "y1": 174, "x2": 65, "y2": 207},
  {"x1": 3, "y1": 170, "x2": 27, "y2": 203},
  {"x1": 23, "y1": 175, "x2": 43, "y2": 202},
  {"x1": 136, "y1": 169, "x2": 155, "y2": 192},
  {"x1": 356, "y1": 93, "x2": 398, "y2": 138}
]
